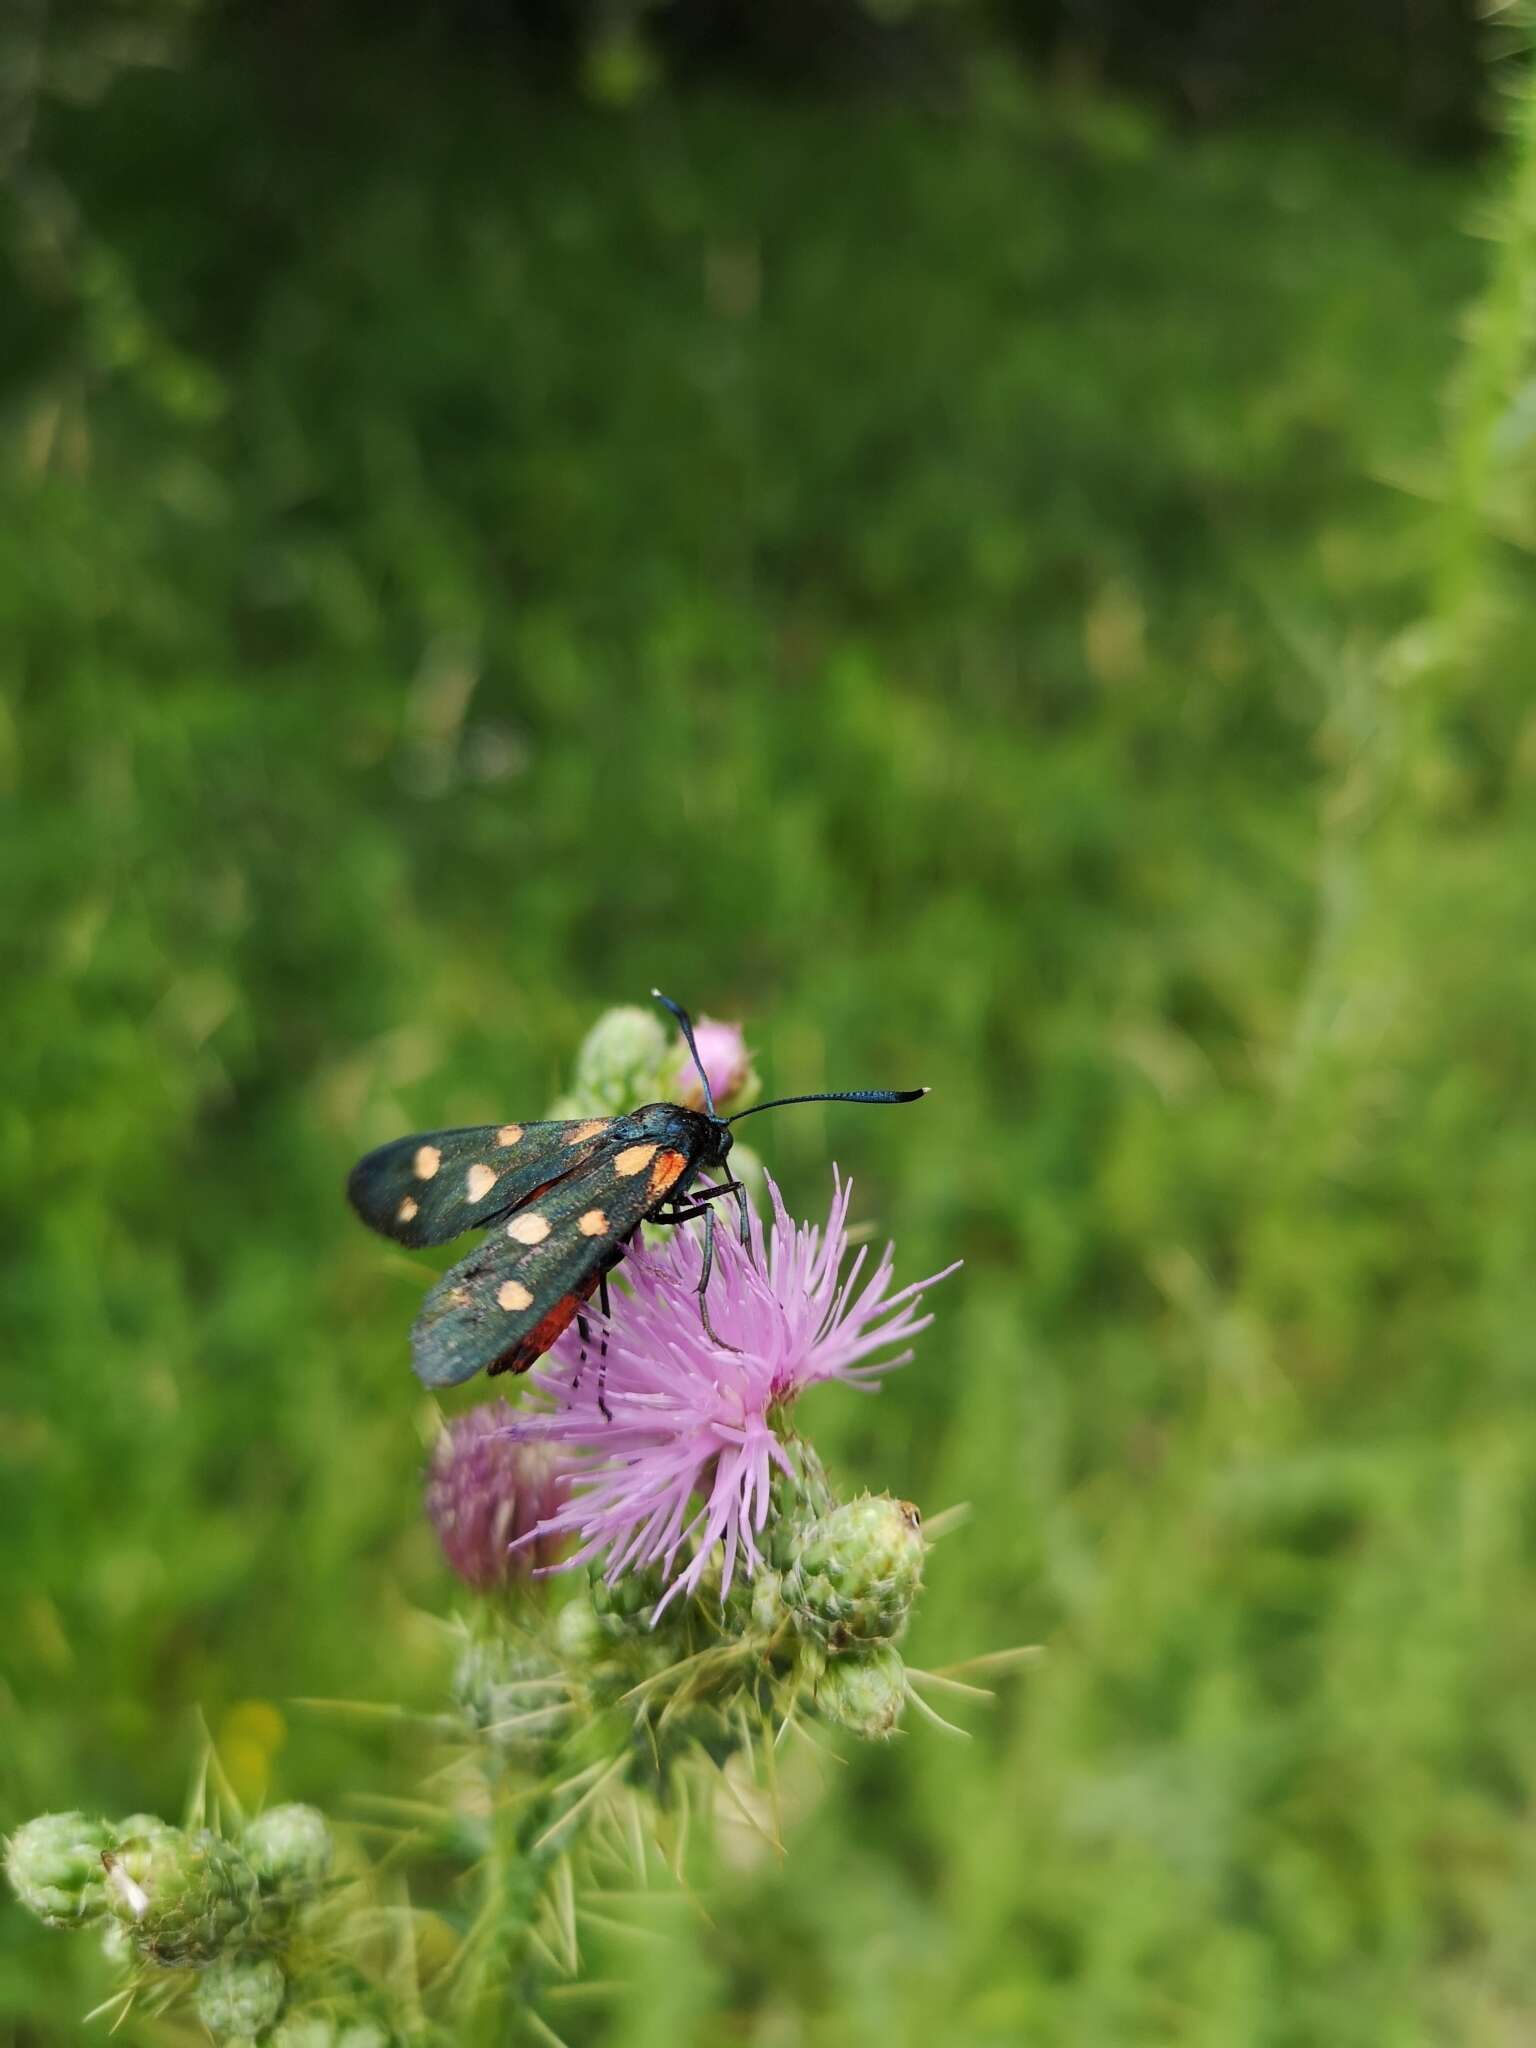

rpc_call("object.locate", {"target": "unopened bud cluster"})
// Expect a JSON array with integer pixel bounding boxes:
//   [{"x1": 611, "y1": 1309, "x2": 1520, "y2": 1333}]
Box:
[
  {"x1": 471, "y1": 1469, "x2": 930, "y2": 1777},
  {"x1": 5, "y1": 1803, "x2": 336, "y2": 2040},
  {"x1": 548, "y1": 1004, "x2": 759, "y2": 1119},
  {"x1": 767, "y1": 1488, "x2": 925, "y2": 1740}
]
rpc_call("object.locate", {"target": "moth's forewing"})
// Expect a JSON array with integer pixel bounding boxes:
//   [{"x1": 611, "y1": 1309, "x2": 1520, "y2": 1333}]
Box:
[
  {"x1": 347, "y1": 1117, "x2": 617, "y2": 1248},
  {"x1": 409, "y1": 1115, "x2": 709, "y2": 1387}
]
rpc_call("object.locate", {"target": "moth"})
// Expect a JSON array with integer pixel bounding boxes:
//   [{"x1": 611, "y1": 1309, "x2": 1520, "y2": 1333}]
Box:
[{"x1": 347, "y1": 991, "x2": 926, "y2": 1394}]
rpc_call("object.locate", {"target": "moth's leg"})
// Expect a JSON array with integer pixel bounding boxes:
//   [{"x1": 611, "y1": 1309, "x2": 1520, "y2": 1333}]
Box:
[
  {"x1": 595, "y1": 1269, "x2": 613, "y2": 1423},
  {"x1": 695, "y1": 1202, "x2": 742, "y2": 1353},
  {"x1": 661, "y1": 1178, "x2": 746, "y2": 1226},
  {"x1": 590, "y1": 1233, "x2": 637, "y2": 1416},
  {"x1": 573, "y1": 1311, "x2": 593, "y2": 1388},
  {"x1": 732, "y1": 1178, "x2": 752, "y2": 1253}
]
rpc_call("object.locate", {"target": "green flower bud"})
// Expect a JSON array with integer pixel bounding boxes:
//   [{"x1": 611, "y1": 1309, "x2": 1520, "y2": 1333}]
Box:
[
  {"x1": 104, "y1": 1827, "x2": 261, "y2": 1967},
  {"x1": 269, "y1": 2022, "x2": 332, "y2": 2048},
  {"x1": 241, "y1": 1805, "x2": 333, "y2": 1892},
  {"x1": 795, "y1": 1637, "x2": 828, "y2": 1688},
  {"x1": 269, "y1": 2021, "x2": 331, "y2": 2048},
  {"x1": 750, "y1": 1567, "x2": 787, "y2": 1635},
  {"x1": 452, "y1": 1633, "x2": 566, "y2": 1762},
  {"x1": 815, "y1": 1643, "x2": 908, "y2": 1741},
  {"x1": 195, "y1": 1952, "x2": 286, "y2": 2038},
  {"x1": 553, "y1": 1590, "x2": 604, "y2": 1664},
  {"x1": 589, "y1": 1563, "x2": 666, "y2": 1638},
  {"x1": 571, "y1": 1006, "x2": 670, "y2": 1114},
  {"x1": 4, "y1": 1811, "x2": 116, "y2": 1927},
  {"x1": 784, "y1": 1494, "x2": 924, "y2": 1648},
  {"x1": 761, "y1": 1445, "x2": 837, "y2": 1570},
  {"x1": 271, "y1": 2019, "x2": 391, "y2": 2048},
  {"x1": 116, "y1": 1813, "x2": 177, "y2": 1844}
]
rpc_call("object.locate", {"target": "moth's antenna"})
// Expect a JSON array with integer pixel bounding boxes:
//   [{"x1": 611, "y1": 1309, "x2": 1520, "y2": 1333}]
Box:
[
  {"x1": 652, "y1": 988, "x2": 717, "y2": 1117},
  {"x1": 727, "y1": 1087, "x2": 929, "y2": 1124}
]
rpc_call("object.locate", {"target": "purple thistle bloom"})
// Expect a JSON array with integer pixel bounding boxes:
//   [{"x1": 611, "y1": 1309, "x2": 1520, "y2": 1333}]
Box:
[
  {"x1": 671, "y1": 1015, "x2": 752, "y2": 1110},
  {"x1": 512, "y1": 1174, "x2": 958, "y2": 1610},
  {"x1": 426, "y1": 1402, "x2": 572, "y2": 1591}
]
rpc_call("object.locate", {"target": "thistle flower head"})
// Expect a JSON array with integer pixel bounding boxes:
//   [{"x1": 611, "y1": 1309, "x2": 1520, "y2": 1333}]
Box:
[
  {"x1": 815, "y1": 1642, "x2": 908, "y2": 1740},
  {"x1": 426, "y1": 1403, "x2": 571, "y2": 1591},
  {"x1": 568, "y1": 1004, "x2": 670, "y2": 1114},
  {"x1": 513, "y1": 1173, "x2": 956, "y2": 1610},
  {"x1": 195, "y1": 1952, "x2": 287, "y2": 2039},
  {"x1": 671, "y1": 1014, "x2": 755, "y2": 1111},
  {"x1": 5, "y1": 1811, "x2": 116, "y2": 1927},
  {"x1": 103, "y1": 1826, "x2": 261, "y2": 1967},
  {"x1": 271, "y1": 2020, "x2": 391, "y2": 2048},
  {"x1": 451, "y1": 1628, "x2": 568, "y2": 1763},
  {"x1": 784, "y1": 1492, "x2": 925, "y2": 1647},
  {"x1": 241, "y1": 1804, "x2": 333, "y2": 1891}
]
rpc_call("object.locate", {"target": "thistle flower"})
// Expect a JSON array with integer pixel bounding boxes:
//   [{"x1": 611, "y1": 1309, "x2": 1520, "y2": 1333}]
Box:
[
  {"x1": 451, "y1": 1630, "x2": 567, "y2": 1762},
  {"x1": 242, "y1": 1804, "x2": 333, "y2": 1891},
  {"x1": 671, "y1": 1014, "x2": 756, "y2": 1111},
  {"x1": 103, "y1": 1826, "x2": 261, "y2": 1966},
  {"x1": 5, "y1": 1811, "x2": 116, "y2": 1927},
  {"x1": 555, "y1": 1004, "x2": 670, "y2": 1116},
  {"x1": 271, "y1": 2021, "x2": 391, "y2": 2048},
  {"x1": 784, "y1": 1493, "x2": 925, "y2": 1648},
  {"x1": 117, "y1": 1813, "x2": 176, "y2": 1844},
  {"x1": 815, "y1": 1643, "x2": 908, "y2": 1740},
  {"x1": 514, "y1": 1173, "x2": 957, "y2": 1608},
  {"x1": 426, "y1": 1403, "x2": 571, "y2": 1591},
  {"x1": 196, "y1": 1952, "x2": 287, "y2": 2038}
]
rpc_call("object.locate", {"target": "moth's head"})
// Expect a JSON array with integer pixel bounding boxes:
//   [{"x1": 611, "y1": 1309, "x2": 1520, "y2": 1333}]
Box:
[{"x1": 705, "y1": 1119, "x2": 734, "y2": 1167}]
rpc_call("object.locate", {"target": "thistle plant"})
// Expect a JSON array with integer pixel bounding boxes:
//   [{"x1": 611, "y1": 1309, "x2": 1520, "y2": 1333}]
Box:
[
  {"x1": 4, "y1": 1797, "x2": 341, "y2": 2037},
  {"x1": 6, "y1": 1002, "x2": 1018, "y2": 2045}
]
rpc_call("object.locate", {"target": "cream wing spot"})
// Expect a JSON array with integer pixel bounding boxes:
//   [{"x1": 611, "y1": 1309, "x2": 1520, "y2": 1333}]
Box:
[
  {"x1": 614, "y1": 1143, "x2": 658, "y2": 1177},
  {"x1": 497, "y1": 1280, "x2": 534, "y2": 1313},
  {"x1": 506, "y1": 1211, "x2": 551, "y2": 1245},
  {"x1": 397, "y1": 1197, "x2": 419, "y2": 1224},
  {"x1": 413, "y1": 1144, "x2": 442, "y2": 1180},
  {"x1": 465, "y1": 1163, "x2": 498, "y2": 1203},
  {"x1": 578, "y1": 1208, "x2": 608, "y2": 1237},
  {"x1": 567, "y1": 1120, "x2": 607, "y2": 1144},
  {"x1": 495, "y1": 1124, "x2": 524, "y2": 1148}
]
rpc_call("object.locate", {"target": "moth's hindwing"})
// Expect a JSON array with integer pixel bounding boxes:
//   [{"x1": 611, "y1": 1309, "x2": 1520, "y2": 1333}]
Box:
[
  {"x1": 409, "y1": 1122, "x2": 706, "y2": 1388},
  {"x1": 347, "y1": 1118, "x2": 618, "y2": 1249}
]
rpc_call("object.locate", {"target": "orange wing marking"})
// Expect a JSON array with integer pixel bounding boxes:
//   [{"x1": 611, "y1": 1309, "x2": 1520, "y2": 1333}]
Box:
[
  {"x1": 491, "y1": 1282, "x2": 599, "y2": 1377},
  {"x1": 648, "y1": 1149, "x2": 689, "y2": 1200}
]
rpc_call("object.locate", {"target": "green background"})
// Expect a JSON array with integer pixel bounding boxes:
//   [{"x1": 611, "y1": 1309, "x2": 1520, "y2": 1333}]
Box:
[{"x1": 5, "y1": 18, "x2": 1536, "y2": 2044}]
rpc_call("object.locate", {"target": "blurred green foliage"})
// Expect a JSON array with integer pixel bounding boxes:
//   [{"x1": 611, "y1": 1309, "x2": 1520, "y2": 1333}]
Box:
[
  {"x1": 5, "y1": 21, "x2": 1536, "y2": 2046},
  {"x1": 234, "y1": 0, "x2": 1490, "y2": 140}
]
